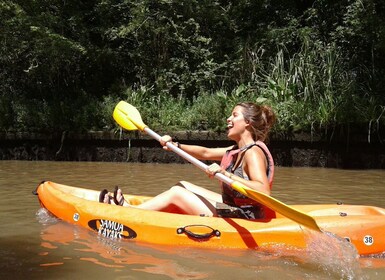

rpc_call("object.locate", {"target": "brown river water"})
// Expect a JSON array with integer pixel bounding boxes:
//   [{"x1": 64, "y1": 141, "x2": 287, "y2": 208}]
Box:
[{"x1": 0, "y1": 160, "x2": 384, "y2": 279}]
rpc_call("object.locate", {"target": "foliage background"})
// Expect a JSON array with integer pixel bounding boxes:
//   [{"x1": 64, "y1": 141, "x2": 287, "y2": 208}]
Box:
[{"x1": 1, "y1": 0, "x2": 384, "y2": 141}]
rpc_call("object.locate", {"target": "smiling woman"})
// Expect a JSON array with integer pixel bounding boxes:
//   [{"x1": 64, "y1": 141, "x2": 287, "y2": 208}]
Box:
[{"x1": 108, "y1": 101, "x2": 277, "y2": 221}]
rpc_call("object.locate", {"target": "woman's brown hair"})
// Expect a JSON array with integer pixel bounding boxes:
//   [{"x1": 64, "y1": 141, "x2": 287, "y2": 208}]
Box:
[{"x1": 237, "y1": 102, "x2": 276, "y2": 142}]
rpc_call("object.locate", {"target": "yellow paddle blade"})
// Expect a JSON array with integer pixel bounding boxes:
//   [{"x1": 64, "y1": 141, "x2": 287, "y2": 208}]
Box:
[
  {"x1": 113, "y1": 101, "x2": 147, "y2": 131},
  {"x1": 231, "y1": 181, "x2": 321, "y2": 232}
]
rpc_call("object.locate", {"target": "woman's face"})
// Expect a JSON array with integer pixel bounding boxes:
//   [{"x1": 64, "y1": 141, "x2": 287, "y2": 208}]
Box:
[{"x1": 226, "y1": 106, "x2": 248, "y2": 140}]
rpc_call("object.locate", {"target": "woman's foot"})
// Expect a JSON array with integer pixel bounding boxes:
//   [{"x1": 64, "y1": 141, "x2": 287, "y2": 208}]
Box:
[
  {"x1": 99, "y1": 189, "x2": 111, "y2": 204},
  {"x1": 113, "y1": 186, "x2": 126, "y2": 206}
]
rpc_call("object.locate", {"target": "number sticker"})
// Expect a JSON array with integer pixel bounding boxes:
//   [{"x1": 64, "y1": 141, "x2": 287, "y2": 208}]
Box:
[
  {"x1": 73, "y1": 213, "x2": 80, "y2": 222},
  {"x1": 363, "y1": 235, "x2": 374, "y2": 246}
]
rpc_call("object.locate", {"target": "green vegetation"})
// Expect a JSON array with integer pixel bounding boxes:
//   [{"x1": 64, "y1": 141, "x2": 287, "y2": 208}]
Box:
[{"x1": 1, "y1": 0, "x2": 384, "y2": 141}]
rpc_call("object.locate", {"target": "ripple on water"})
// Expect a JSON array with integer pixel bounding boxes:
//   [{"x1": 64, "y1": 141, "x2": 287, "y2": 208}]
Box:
[{"x1": 36, "y1": 208, "x2": 58, "y2": 225}]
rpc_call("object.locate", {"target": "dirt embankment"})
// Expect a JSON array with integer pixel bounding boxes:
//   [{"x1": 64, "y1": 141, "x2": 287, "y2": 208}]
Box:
[{"x1": 0, "y1": 130, "x2": 384, "y2": 169}]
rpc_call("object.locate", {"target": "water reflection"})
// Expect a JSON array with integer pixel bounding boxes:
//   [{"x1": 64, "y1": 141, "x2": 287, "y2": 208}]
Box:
[
  {"x1": 35, "y1": 208, "x2": 375, "y2": 280},
  {"x1": 38, "y1": 211, "x2": 209, "y2": 278}
]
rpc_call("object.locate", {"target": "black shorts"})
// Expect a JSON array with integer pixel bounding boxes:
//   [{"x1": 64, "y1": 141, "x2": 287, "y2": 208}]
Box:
[{"x1": 216, "y1": 202, "x2": 263, "y2": 219}]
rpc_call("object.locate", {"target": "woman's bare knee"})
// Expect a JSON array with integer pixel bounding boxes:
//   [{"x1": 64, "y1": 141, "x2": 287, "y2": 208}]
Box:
[{"x1": 175, "y1": 181, "x2": 222, "y2": 203}]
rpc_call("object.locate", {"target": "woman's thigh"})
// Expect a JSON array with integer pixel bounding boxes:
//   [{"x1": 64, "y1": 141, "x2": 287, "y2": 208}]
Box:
[{"x1": 177, "y1": 181, "x2": 222, "y2": 204}]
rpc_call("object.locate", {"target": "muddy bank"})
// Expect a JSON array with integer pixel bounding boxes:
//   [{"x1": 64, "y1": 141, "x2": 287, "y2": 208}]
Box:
[{"x1": 0, "y1": 131, "x2": 384, "y2": 169}]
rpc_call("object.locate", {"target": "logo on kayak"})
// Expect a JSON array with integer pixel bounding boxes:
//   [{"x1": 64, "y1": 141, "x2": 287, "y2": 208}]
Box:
[{"x1": 88, "y1": 219, "x2": 137, "y2": 240}]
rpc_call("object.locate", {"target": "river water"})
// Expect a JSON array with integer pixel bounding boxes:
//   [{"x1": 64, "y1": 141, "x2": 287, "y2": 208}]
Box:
[{"x1": 0, "y1": 160, "x2": 384, "y2": 279}]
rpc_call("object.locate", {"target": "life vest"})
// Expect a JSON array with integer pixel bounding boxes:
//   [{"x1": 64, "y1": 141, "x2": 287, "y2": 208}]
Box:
[{"x1": 219, "y1": 141, "x2": 275, "y2": 217}]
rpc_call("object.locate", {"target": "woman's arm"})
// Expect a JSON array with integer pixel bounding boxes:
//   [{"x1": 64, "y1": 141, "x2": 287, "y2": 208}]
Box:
[
  {"x1": 177, "y1": 143, "x2": 229, "y2": 161},
  {"x1": 160, "y1": 135, "x2": 231, "y2": 161},
  {"x1": 240, "y1": 146, "x2": 271, "y2": 195},
  {"x1": 205, "y1": 146, "x2": 271, "y2": 196}
]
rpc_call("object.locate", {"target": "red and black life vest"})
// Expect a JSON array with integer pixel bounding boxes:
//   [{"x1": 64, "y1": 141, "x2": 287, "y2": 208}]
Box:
[{"x1": 219, "y1": 141, "x2": 274, "y2": 207}]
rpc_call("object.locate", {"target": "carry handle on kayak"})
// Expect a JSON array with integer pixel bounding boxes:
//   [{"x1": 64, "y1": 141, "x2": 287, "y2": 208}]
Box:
[
  {"x1": 177, "y1": 225, "x2": 221, "y2": 239},
  {"x1": 112, "y1": 101, "x2": 322, "y2": 232}
]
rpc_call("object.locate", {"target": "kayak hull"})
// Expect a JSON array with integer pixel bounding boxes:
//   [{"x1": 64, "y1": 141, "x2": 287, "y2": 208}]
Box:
[{"x1": 35, "y1": 181, "x2": 385, "y2": 256}]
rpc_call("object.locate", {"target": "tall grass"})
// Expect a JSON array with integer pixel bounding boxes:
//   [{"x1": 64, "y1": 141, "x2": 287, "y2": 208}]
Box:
[
  {"x1": 99, "y1": 38, "x2": 385, "y2": 142},
  {"x1": 246, "y1": 38, "x2": 367, "y2": 138}
]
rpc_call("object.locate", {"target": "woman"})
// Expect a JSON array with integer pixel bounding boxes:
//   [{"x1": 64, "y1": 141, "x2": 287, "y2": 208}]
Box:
[{"x1": 101, "y1": 102, "x2": 276, "y2": 219}]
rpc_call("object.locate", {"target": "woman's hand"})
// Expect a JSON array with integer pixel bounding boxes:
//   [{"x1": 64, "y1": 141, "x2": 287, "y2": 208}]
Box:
[
  {"x1": 206, "y1": 163, "x2": 224, "y2": 178},
  {"x1": 160, "y1": 135, "x2": 180, "y2": 151},
  {"x1": 206, "y1": 163, "x2": 235, "y2": 180},
  {"x1": 159, "y1": 135, "x2": 172, "y2": 150}
]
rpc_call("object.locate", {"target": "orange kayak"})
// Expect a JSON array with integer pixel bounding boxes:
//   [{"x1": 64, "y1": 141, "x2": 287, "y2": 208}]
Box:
[{"x1": 34, "y1": 181, "x2": 385, "y2": 256}]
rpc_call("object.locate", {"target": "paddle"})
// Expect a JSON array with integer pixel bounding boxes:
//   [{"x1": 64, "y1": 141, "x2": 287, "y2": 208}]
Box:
[{"x1": 113, "y1": 101, "x2": 322, "y2": 232}]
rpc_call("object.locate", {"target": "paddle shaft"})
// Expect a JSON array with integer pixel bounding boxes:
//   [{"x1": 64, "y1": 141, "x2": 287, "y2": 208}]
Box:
[{"x1": 144, "y1": 127, "x2": 233, "y2": 184}]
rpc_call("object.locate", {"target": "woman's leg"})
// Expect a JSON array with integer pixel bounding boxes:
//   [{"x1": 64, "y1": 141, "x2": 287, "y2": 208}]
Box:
[
  {"x1": 177, "y1": 181, "x2": 223, "y2": 203},
  {"x1": 136, "y1": 184, "x2": 219, "y2": 216}
]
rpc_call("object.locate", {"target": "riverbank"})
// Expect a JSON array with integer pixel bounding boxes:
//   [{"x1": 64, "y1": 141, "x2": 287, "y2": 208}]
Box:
[{"x1": 0, "y1": 130, "x2": 384, "y2": 169}]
